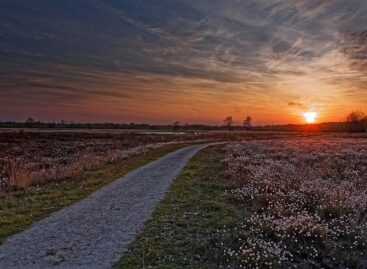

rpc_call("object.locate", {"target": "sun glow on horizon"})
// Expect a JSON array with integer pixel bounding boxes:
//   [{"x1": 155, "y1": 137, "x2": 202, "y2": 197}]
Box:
[{"x1": 303, "y1": 111, "x2": 318, "y2": 124}]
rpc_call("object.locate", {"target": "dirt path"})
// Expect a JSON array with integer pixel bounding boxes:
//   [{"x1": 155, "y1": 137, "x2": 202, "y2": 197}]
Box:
[{"x1": 0, "y1": 143, "x2": 218, "y2": 269}]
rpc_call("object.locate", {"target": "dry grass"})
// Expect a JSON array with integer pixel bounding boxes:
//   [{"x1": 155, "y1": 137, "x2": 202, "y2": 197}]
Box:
[
  {"x1": 0, "y1": 132, "x2": 186, "y2": 190},
  {"x1": 0, "y1": 143, "x2": 193, "y2": 243},
  {"x1": 0, "y1": 130, "x2": 302, "y2": 191}
]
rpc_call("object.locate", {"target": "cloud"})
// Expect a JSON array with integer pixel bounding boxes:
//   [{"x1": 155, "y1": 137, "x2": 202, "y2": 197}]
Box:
[
  {"x1": 340, "y1": 30, "x2": 367, "y2": 74},
  {"x1": 0, "y1": 0, "x2": 367, "y2": 123},
  {"x1": 288, "y1": 101, "x2": 304, "y2": 107}
]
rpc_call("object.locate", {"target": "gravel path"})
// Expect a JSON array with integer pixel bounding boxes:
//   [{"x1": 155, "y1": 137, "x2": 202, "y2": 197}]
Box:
[{"x1": 0, "y1": 143, "x2": 217, "y2": 269}]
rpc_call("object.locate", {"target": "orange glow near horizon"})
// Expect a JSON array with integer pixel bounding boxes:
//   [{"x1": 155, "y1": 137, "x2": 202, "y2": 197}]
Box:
[{"x1": 1, "y1": 2, "x2": 367, "y2": 125}]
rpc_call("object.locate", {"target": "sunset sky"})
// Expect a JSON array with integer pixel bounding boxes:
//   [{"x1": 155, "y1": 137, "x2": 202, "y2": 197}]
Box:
[{"x1": 0, "y1": 0, "x2": 366, "y2": 125}]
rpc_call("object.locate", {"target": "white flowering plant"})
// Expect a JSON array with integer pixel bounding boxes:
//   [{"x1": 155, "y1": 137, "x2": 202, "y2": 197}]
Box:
[{"x1": 223, "y1": 137, "x2": 367, "y2": 268}]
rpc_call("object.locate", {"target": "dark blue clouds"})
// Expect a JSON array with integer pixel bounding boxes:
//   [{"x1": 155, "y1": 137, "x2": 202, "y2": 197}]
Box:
[{"x1": 0, "y1": 0, "x2": 366, "y2": 123}]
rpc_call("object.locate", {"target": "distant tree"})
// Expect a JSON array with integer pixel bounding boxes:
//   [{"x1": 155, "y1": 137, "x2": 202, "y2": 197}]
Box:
[
  {"x1": 347, "y1": 111, "x2": 366, "y2": 133},
  {"x1": 243, "y1": 116, "x2": 253, "y2": 130},
  {"x1": 26, "y1": 117, "x2": 35, "y2": 123},
  {"x1": 173, "y1": 121, "x2": 181, "y2": 132},
  {"x1": 223, "y1": 116, "x2": 233, "y2": 131},
  {"x1": 25, "y1": 117, "x2": 35, "y2": 128}
]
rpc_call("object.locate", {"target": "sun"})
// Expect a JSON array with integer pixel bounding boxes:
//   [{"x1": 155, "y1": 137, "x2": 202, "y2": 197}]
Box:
[{"x1": 303, "y1": 112, "x2": 317, "y2": 124}]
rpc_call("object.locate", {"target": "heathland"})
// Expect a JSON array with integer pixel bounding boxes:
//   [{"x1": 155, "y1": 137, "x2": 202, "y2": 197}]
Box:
[
  {"x1": 0, "y1": 130, "x2": 366, "y2": 268},
  {"x1": 119, "y1": 134, "x2": 367, "y2": 268},
  {"x1": 0, "y1": 130, "x2": 294, "y2": 241}
]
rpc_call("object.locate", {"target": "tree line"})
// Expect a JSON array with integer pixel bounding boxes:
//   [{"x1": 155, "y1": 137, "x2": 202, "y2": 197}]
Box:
[
  {"x1": 221, "y1": 111, "x2": 367, "y2": 133},
  {"x1": 0, "y1": 111, "x2": 366, "y2": 133}
]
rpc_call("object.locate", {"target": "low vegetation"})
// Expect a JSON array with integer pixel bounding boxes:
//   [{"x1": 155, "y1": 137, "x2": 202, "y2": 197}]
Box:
[
  {"x1": 119, "y1": 136, "x2": 367, "y2": 268},
  {"x1": 0, "y1": 132, "x2": 187, "y2": 191},
  {"x1": 0, "y1": 143, "x2": 191, "y2": 243},
  {"x1": 0, "y1": 131, "x2": 297, "y2": 191},
  {"x1": 224, "y1": 137, "x2": 367, "y2": 268},
  {"x1": 116, "y1": 145, "x2": 246, "y2": 268},
  {"x1": 3, "y1": 128, "x2": 365, "y2": 268}
]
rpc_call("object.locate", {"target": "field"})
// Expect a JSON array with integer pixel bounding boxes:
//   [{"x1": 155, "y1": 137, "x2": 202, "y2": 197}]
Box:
[
  {"x1": 120, "y1": 136, "x2": 367, "y2": 268},
  {"x1": 0, "y1": 130, "x2": 298, "y2": 191},
  {"x1": 0, "y1": 131, "x2": 186, "y2": 190},
  {"x1": 0, "y1": 143, "x2": 193, "y2": 242},
  {"x1": 0, "y1": 130, "x2": 299, "y2": 243},
  {"x1": 224, "y1": 137, "x2": 367, "y2": 268},
  {"x1": 1, "y1": 130, "x2": 365, "y2": 268}
]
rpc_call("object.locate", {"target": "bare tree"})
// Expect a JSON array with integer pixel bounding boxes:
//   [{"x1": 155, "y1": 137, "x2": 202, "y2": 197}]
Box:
[
  {"x1": 223, "y1": 116, "x2": 233, "y2": 131},
  {"x1": 25, "y1": 117, "x2": 35, "y2": 128},
  {"x1": 243, "y1": 116, "x2": 253, "y2": 130},
  {"x1": 173, "y1": 121, "x2": 181, "y2": 132},
  {"x1": 347, "y1": 111, "x2": 366, "y2": 132}
]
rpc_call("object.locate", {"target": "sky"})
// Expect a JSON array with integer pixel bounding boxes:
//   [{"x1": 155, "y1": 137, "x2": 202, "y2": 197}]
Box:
[{"x1": 0, "y1": 0, "x2": 366, "y2": 125}]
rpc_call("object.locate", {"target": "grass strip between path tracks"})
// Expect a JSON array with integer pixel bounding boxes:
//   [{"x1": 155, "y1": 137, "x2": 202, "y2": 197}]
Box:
[{"x1": 116, "y1": 145, "x2": 247, "y2": 268}]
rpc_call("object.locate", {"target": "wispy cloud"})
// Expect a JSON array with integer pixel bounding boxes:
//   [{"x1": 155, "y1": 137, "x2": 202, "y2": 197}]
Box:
[{"x1": 0, "y1": 0, "x2": 366, "y2": 123}]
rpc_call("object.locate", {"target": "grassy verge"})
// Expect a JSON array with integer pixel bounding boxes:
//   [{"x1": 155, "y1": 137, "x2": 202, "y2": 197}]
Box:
[
  {"x1": 0, "y1": 143, "x2": 192, "y2": 243},
  {"x1": 116, "y1": 145, "x2": 247, "y2": 268}
]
